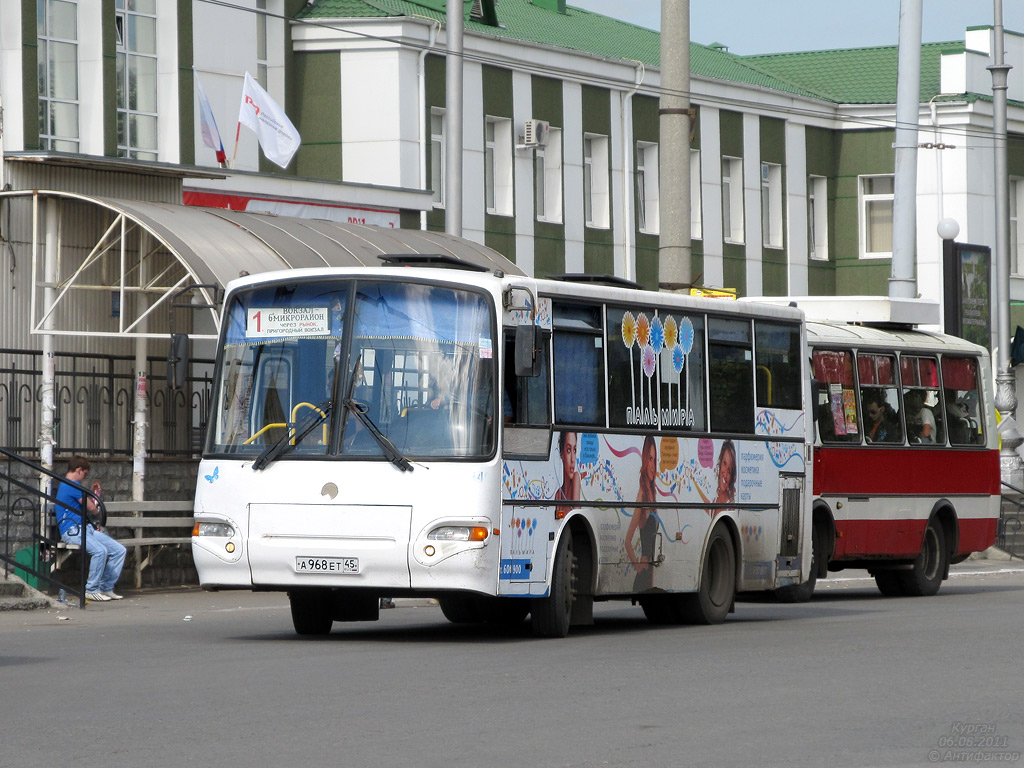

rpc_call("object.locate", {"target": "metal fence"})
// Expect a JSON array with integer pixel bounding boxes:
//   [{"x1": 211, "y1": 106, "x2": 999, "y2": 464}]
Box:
[
  {"x1": 998, "y1": 483, "x2": 1023, "y2": 560},
  {"x1": 0, "y1": 348, "x2": 213, "y2": 458}
]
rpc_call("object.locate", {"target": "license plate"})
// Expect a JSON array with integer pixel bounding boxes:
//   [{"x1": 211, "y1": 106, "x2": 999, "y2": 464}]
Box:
[{"x1": 295, "y1": 556, "x2": 359, "y2": 574}]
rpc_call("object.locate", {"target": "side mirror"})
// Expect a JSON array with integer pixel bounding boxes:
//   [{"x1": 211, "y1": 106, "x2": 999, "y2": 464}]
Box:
[
  {"x1": 514, "y1": 324, "x2": 541, "y2": 377},
  {"x1": 810, "y1": 379, "x2": 821, "y2": 423},
  {"x1": 167, "y1": 333, "x2": 190, "y2": 390}
]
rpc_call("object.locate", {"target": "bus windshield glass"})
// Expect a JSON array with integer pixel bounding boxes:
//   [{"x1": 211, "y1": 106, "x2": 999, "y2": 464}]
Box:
[{"x1": 207, "y1": 278, "x2": 496, "y2": 461}]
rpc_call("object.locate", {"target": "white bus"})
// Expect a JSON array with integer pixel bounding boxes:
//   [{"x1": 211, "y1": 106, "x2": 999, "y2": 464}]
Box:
[{"x1": 192, "y1": 261, "x2": 814, "y2": 636}]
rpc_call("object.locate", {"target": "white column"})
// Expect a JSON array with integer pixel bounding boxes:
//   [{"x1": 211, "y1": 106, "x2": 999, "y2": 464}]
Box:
[
  {"x1": 699, "y1": 107, "x2": 724, "y2": 288},
  {"x1": 786, "y1": 122, "x2": 809, "y2": 295},
  {"x1": 513, "y1": 70, "x2": 535, "y2": 276},
  {"x1": 563, "y1": 82, "x2": 585, "y2": 273},
  {"x1": 743, "y1": 113, "x2": 762, "y2": 296}
]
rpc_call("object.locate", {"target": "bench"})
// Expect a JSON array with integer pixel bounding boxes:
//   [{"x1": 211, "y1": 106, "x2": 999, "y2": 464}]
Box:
[
  {"x1": 104, "y1": 501, "x2": 194, "y2": 589},
  {"x1": 51, "y1": 500, "x2": 194, "y2": 589}
]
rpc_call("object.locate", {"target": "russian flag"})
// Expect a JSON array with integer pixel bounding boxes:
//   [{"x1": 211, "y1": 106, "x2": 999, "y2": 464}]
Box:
[{"x1": 195, "y1": 73, "x2": 227, "y2": 165}]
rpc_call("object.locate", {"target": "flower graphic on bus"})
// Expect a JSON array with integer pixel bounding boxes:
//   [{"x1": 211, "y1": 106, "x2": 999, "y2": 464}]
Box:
[
  {"x1": 663, "y1": 315, "x2": 678, "y2": 349},
  {"x1": 650, "y1": 316, "x2": 665, "y2": 355},
  {"x1": 621, "y1": 311, "x2": 637, "y2": 412}
]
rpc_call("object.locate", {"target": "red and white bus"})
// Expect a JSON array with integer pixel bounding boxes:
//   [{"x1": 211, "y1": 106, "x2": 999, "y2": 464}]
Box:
[{"x1": 770, "y1": 298, "x2": 1000, "y2": 600}]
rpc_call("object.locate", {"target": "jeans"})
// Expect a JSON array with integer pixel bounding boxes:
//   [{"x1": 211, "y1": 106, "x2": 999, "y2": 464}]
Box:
[{"x1": 61, "y1": 526, "x2": 127, "y2": 593}]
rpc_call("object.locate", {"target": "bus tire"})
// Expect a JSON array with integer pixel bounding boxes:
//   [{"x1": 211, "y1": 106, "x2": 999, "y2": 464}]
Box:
[
  {"x1": 899, "y1": 519, "x2": 947, "y2": 597},
  {"x1": 439, "y1": 595, "x2": 483, "y2": 624},
  {"x1": 288, "y1": 590, "x2": 333, "y2": 636},
  {"x1": 873, "y1": 571, "x2": 905, "y2": 596},
  {"x1": 531, "y1": 533, "x2": 575, "y2": 638},
  {"x1": 680, "y1": 524, "x2": 736, "y2": 625},
  {"x1": 775, "y1": 522, "x2": 822, "y2": 603}
]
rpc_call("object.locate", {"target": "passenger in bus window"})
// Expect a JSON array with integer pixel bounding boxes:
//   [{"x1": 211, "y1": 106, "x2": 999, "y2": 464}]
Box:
[
  {"x1": 627, "y1": 435, "x2": 659, "y2": 591},
  {"x1": 862, "y1": 389, "x2": 901, "y2": 443},
  {"x1": 553, "y1": 431, "x2": 581, "y2": 516},
  {"x1": 903, "y1": 389, "x2": 936, "y2": 444}
]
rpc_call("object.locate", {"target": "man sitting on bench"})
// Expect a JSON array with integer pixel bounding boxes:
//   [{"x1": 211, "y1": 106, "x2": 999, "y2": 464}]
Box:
[{"x1": 56, "y1": 456, "x2": 126, "y2": 603}]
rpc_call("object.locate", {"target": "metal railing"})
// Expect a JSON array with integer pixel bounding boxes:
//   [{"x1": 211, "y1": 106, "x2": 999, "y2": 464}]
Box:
[
  {"x1": 998, "y1": 481, "x2": 1024, "y2": 559},
  {"x1": 0, "y1": 348, "x2": 213, "y2": 458},
  {"x1": 1, "y1": 446, "x2": 109, "y2": 608}
]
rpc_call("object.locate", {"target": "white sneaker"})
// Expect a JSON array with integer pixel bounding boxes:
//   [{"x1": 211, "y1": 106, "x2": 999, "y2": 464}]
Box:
[
  {"x1": 101, "y1": 591, "x2": 124, "y2": 600},
  {"x1": 86, "y1": 592, "x2": 111, "y2": 602}
]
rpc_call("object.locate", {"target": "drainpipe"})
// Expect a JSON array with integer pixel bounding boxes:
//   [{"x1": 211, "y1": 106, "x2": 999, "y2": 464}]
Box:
[
  {"x1": 418, "y1": 19, "x2": 440, "y2": 231},
  {"x1": 620, "y1": 62, "x2": 644, "y2": 282}
]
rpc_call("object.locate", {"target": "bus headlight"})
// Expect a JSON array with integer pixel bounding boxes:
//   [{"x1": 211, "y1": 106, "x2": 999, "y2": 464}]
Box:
[
  {"x1": 427, "y1": 525, "x2": 489, "y2": 542},
  {"x1": 193, "y1": 522, "x2": 235, "y2": 538}
]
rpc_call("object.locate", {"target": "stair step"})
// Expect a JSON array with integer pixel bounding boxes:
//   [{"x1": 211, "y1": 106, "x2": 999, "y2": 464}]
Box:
[
  {"x1": 0, "y1": 580, "x2": 28, "y2": 598},
  {"x1": 0, "y1": 595, "x2": 53, "y2": 611}
]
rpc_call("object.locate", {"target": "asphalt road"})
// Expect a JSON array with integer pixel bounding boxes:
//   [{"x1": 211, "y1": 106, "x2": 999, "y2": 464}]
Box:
[{"x1": 2, "y1": 561, "x2": 1023, "y2": 768}]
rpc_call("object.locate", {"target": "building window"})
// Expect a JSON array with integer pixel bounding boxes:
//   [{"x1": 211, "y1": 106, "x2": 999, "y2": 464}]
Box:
[
  {"x1": 808, "y1": 175, "x2": 828, "y2": 260},
  {"x1": 691, "y1": 149, "x2": 702, "y2": 240},
  {"x1": 722, "y1": 156, "x2": 744, "y2": 243},
  {"x1": 637, "y1": 142, "x2": 660, "y2": 234},
  {"x1": 485, "y1": 117, "x2": 513, "y2": 216},
  {"x1": 536, "y1": 127, "x2": 563, "y2": 223},
  {"x1": 37, "y1": 0, "x2": 80, "y2": 152},
  {"x1": 761, "y1": 162, "x2": 783, "y2": 248},
  {"x1": 859, "y1": 175, "x2": 894, "y2": 258},
  {"x1": 115, "y1": 0, "x2": 158, "y2": 160},
  {"x1": 430, "y1": 108, "x2": 445, "y2": 208},
  {"x1": 584, "y1": 133, "x2": 610, "y2": 229},
  {"x1": 1011, "y1": 178, "x2": 1023, "y2": 275},
  {"x1": 256, "y1": 0, "x2": 268, "y2": 88}
]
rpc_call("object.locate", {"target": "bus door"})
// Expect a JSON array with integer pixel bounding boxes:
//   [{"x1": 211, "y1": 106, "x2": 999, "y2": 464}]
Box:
[
  {"x1": 498, "y1": 504, "x2": 558, "y2": 596},
  {"x1": 776, "y1": 473, "x2": 804, "y2": 582}
]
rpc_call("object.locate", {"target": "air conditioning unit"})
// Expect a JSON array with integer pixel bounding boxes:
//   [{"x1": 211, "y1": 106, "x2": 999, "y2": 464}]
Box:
[{"x1": 523, "y1": 119, "x2": 550, "y2": 147}]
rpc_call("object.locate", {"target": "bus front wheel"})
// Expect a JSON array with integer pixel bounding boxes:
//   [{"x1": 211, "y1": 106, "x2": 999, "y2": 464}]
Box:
[
  {"x1": 899, "y1": 519, "x2": 947, "y2": 597},
  {"x1": 532, "y1": 533, "x2": 575, "y2": 638},
  {"x1": 288, "y1": 590, "x2": 333, "y2": 636},
  {"x1": 680, "y1": 524, "x2": 736, "y2": 624}
]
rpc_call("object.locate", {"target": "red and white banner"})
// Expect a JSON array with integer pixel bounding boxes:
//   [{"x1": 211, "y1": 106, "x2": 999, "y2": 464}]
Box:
[{"x1": 237, "y1": 71, "x2": 301, "y2": 169}]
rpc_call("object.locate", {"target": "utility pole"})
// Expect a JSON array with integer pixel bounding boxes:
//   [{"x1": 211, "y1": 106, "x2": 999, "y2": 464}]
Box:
[
  {"x1": 445, "y1": 0, "x2": 464, "y2": 238},
  {"x1": 658, "y1": 0, "x2": 692, "y2": 291},
  {"x1": 890, "y1": 0, "x2": 922, "y2": 300},
  {"x1": 989, "y1": 0, "x2": 1022, "y2": 487}
]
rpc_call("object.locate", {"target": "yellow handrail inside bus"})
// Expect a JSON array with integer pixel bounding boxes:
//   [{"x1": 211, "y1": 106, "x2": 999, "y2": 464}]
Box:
[
  {"x1": 242, "y1": 403, "x2": 328, "y2": 446},
  {"x1": 757, "y1": 365, "x2": 772, "y2": 403},
  {"x1": 291, "y1": 402, "x2": 329, "y2": 445},
  {"x1": 243, "y1": 422, "x2": 287, "y2": 445}
]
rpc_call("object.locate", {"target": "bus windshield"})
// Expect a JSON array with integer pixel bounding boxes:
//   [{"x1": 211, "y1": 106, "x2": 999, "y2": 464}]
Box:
[{"x1": 206, "y1": 278, "x2": 496, "y2": 461}]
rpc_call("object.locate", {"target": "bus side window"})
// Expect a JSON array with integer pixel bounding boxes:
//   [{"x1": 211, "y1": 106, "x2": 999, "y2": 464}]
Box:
[
  {"x1": 754, "y1": 321, "x2": 801, "y2": 410},
  {"x1": 503, "y1": 331, "x2": 551, "y2": 427},
  {"x1": 708, "y1": 318, "x2": 754, "y2": 434},
  {"x1": 900, "y1": 356, "x2": 943, "y2": 445},
  {"x1": 811, "y1": 349, "x2": 860, "y2": 443},
  {"x1": 942, "y1": 356, "x2": 984, "y2": 446},
  {"x1": 552, "y1": 303, "x2": 605, "y2": 427}
]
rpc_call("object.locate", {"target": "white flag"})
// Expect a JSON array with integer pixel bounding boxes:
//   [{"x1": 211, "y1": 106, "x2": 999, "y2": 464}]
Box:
[{"x1": 237, "y1": 71, "x2": 301, "y2": 169}]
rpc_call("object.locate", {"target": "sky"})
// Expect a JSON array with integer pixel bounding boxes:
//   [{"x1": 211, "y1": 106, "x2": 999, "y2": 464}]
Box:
[{"x1": 569, "y1": 0, "x2": 1024, "y2": 55}]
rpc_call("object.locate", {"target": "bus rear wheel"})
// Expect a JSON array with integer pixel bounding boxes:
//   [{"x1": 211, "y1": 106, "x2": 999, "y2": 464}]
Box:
[
  {"x1": 288, "y1": 590, "x2": 333, "y2": 636},
  {"x1": 532, "y1": 533, "x2": 575, "y2": 638},
  {"x1": 899, "y1": 519, "x2": 947, "y2": 597},
  {"x1": 679, "y1": 524, "x2": 736, "y2": 625}
]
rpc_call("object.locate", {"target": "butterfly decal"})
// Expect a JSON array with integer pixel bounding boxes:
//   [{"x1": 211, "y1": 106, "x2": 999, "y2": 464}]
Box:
[{"x1": 204, "y1": 466, "x2": 220, "y2": 483}]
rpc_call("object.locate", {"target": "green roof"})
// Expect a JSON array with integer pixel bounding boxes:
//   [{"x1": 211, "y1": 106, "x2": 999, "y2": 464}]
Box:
[
  {"x1": 298, "y1": 1, "x2": 968, "y2": 105},
  {"x1": 742, "y1": 42, "x2": 964, "y2": 104},
  {"x1": 299, "y1": 0, "x2": 824, "y2": 99}
]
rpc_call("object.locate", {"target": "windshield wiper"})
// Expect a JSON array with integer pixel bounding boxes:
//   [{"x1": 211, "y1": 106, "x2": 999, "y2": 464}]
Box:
[
  {"x1": 343, "y1": 398, "x2": 413, "y2": 473},
  {"x1": 252, "y1": 401, "x2": 332, "y2": 471}
]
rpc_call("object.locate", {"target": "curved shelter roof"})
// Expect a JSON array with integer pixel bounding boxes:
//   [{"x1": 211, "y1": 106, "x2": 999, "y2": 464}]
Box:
[{"x1": 2, "y1": 190, "x2": 522, "y2": 339}]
